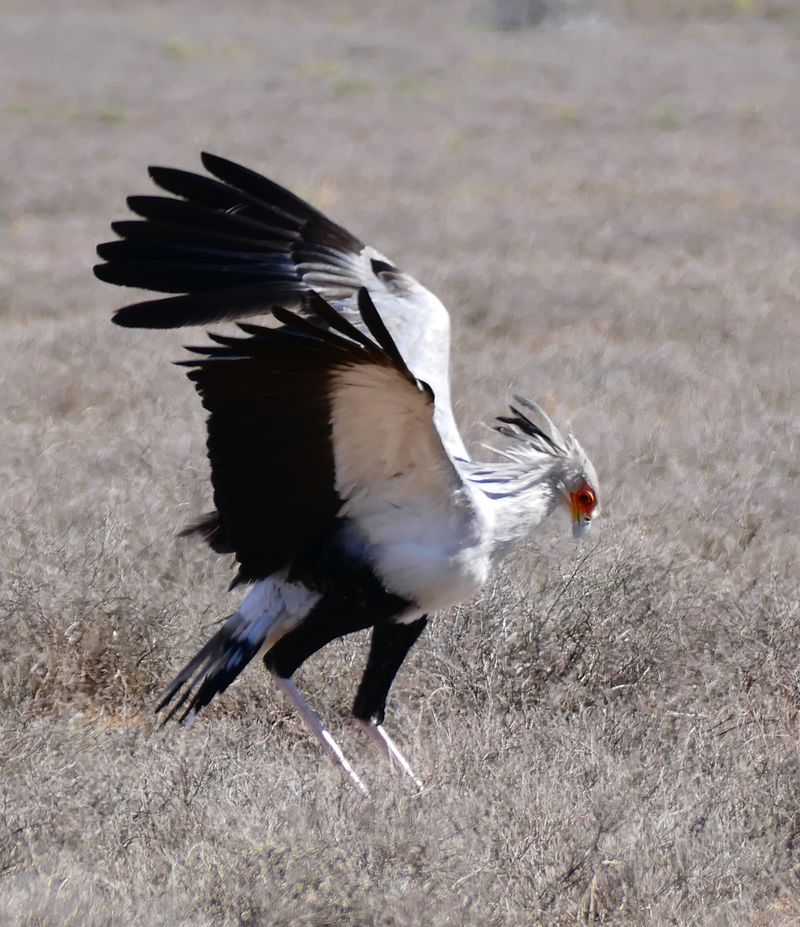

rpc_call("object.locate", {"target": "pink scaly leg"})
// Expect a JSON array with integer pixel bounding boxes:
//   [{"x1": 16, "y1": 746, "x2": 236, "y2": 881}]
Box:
[{"x1": 274, "y1": 675, "x2": 369, "y2": 797}]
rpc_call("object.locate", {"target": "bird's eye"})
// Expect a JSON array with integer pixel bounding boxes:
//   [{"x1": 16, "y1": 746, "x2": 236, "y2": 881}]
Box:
[{"x1": 576, "y1": 486, "x2": 596, "y2": 510}]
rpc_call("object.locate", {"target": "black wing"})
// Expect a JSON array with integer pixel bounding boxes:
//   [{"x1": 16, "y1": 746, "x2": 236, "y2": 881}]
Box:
[{"x1": 182, "y1": 290, "x2": 422, "y2": 587}]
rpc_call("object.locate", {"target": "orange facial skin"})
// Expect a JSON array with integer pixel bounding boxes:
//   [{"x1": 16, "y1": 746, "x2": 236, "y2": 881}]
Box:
[{"x1": 570, "y1": 482, "x2": 597, "y2": 524}]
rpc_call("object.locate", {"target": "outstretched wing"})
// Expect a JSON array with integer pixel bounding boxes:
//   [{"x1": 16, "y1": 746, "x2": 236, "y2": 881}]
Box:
[
  {"x1": 94, "y1": 152, "x2": 464, "y2": 456},
  {"x1": 183, "y1": 289, "x2": 470, "y2": 592}
]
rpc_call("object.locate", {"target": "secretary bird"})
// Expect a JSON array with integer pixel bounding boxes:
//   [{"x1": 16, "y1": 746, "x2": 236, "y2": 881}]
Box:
[{"x1": 94, "y1": 153, "x2": 600, "y2": 794}]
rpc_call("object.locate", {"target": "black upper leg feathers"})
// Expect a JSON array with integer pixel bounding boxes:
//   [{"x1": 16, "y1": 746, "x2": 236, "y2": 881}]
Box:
[{"x1": 352, "y1": 616, "x2": 429, "y2": 724}]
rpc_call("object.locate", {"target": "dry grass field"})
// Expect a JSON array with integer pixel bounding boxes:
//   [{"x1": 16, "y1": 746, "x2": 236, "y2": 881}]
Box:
[{"x1": 1, "y1": 1, "x2": 799, "y2": 924}]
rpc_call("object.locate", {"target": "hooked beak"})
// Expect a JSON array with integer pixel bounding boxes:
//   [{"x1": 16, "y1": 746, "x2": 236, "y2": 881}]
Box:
[{"x1": 571, "y1": 496, "x2": 591, "y2": 538}]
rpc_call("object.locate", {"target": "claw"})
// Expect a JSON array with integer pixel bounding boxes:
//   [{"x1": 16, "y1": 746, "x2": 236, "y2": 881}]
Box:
[
  {"x1": 274, "y1": 675, "x2": 369, "y2": 797},
  {"x1": 360, "y1": 721, "x2": 424, "y2": 791}
]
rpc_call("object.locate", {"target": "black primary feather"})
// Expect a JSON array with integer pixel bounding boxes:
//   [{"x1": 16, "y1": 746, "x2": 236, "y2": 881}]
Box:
[{"x1": 94, "y1": 153, "x2": 373, "y2": 328}]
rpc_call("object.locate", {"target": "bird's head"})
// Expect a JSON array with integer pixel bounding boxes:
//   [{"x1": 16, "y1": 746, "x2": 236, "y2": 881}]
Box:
[{"x1": 494, "y1": 395, "x2": 601, "y2": 537}]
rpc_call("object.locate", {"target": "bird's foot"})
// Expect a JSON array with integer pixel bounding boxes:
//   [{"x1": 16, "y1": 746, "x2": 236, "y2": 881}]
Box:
[
  {"x1": 360, "y1": 721, "x2": 424, "y2": 791},
  {"x1": 275, "y1": 676, "x2": 369, "y2": 797}
]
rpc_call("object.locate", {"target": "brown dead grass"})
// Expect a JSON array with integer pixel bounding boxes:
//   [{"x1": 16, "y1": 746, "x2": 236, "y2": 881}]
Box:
[{"x1": 1, "y1": 1, "x2": 799, "y2": 924}]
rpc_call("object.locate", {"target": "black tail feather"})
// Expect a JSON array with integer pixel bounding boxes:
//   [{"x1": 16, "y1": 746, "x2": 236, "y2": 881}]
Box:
[{"x1": 156, "y1": 613, "x2": 264, "y2": 726}]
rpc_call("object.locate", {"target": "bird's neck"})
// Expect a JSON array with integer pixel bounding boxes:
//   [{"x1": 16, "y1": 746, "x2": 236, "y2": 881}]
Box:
[{"x1": 464, "y1": 459, "x2": 565, "y2": 560}]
